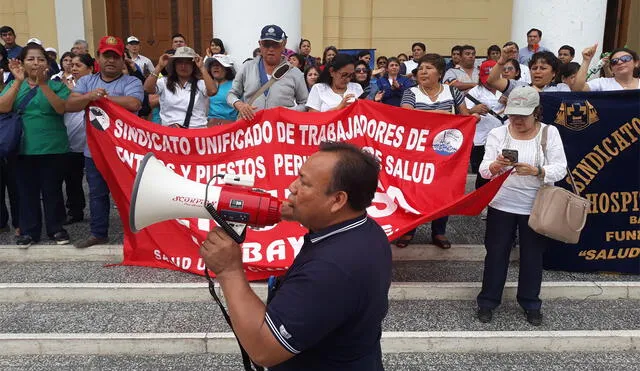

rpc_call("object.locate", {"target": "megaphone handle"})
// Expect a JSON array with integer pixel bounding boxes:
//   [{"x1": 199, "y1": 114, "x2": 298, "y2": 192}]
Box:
[{"x1": 204, "y1": 202, "x2": 246, "y2": 244}]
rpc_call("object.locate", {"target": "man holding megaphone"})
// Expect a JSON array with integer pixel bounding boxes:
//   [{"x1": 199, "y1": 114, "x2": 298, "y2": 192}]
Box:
[{"x1": 199, "y1": 142, "x2": 391, "y2": 370}]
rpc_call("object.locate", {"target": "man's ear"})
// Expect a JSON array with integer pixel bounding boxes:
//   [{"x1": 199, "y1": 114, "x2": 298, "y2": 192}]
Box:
[{"x1": 330, "y1": 191, "x2": 349, "y2": 213}]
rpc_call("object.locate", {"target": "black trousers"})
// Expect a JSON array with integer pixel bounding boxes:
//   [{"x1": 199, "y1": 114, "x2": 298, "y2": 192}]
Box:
[
  {"x1": 0, "y1": 155, "x2": 19, "y2": 229},
  {"x1": 477, "y1": 207, "x2": 548, "y2": 311},
  {"x1": 16, "y1": 154, "x2": 66, "y2": 241},
  {"x1": 471, "y1": 145, "x2": 489, "y2": 190},
  {"x1": 63, "y1": 152, "x2": 86, "y2": 219}
]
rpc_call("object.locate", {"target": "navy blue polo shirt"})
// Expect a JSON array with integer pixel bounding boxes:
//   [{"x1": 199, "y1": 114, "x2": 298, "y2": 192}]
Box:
[{"x1": 266, "y1": 214, "x2": 392, "y2": 371}]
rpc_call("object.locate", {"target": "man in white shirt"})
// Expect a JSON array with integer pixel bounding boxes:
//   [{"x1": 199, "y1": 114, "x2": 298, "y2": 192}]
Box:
[
  {"x1": 518, "y1": 28, "x2": 549, "y2": 65},
  {"x1": 400, "y1": 42, "x2": 426, "y2": 78},
  {"x1": 126, "y1": 36, "x2": 154, "y2": 77}
]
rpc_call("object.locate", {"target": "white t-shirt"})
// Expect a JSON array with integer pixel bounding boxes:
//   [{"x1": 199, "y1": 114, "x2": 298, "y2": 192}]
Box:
[
  {"x1": 306, "y1": 82, "x2": 363, "y2": 112},
  {"x1": 479, "y1": 124, "x2": 568, "y2": 215},
  {"x1": 133, "y1": 54, "x2": 155, "y2": 75},
  {"x1": 587, "y1": 77, "x2": 640, "y2": 91},
  {"x1": 403, "y1": 60, "x2": 418, "y2": 75},
  {"x1": 465, "y1": 85, "x2": 505, "y2": 146},
  {"x1": 156, "y1": 78, "x2": 209, "y2": 128},
  {"x1": 520, "y1": 64, "x2": 532, "y2": 84}
]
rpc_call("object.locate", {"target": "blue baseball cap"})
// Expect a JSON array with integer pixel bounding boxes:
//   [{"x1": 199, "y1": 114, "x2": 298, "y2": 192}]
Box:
[{"x1": 260, "y1": 25, "x2": 285, "y2": 42}]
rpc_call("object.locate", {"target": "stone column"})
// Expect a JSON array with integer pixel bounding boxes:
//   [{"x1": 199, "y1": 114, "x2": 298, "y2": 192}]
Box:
[
  {"x1": 511, "y1": 0, "x2": 607, "y2": 65},
  {"x1": 213, "y1": 0, "x2": 301, "y2": 62}
]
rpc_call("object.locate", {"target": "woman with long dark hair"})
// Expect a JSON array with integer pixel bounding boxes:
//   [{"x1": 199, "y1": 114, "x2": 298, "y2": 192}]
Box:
[
  {"x1": 205, "y1": 38, "x2": 226, "y2": 57},
  {"x1": 144, "y1": 46, "x2": 218, "y2": 128},
  {"x1": 306, "y1": 53, "x2": 362, "y2": 112},
  {"x1": 319, "y1": 46, "x2": 338, "y2": 72},
  {"x1": 304, "y1": 65, "x2": 320, "y2": 91}
]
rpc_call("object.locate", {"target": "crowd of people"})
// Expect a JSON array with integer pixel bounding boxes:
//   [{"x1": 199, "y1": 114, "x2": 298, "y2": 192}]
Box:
[{"x1": 0, "y1": 22, "x2": 639, "y2": 343}]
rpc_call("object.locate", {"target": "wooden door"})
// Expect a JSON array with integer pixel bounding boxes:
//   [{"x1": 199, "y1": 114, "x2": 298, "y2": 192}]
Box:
[{"x1": 106, "y1": 0, "x2": 213, "y2": 64}]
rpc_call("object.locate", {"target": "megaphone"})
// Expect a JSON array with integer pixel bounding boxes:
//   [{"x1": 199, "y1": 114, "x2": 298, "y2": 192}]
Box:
[{"x1": 130, "y1": 152, "x2": 282, "y2": 242}]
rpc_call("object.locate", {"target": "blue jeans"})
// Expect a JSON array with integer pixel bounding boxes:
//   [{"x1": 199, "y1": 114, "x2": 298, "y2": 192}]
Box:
[{"x1": 85, "y1": 157, "x2": 109, "y2": 239}]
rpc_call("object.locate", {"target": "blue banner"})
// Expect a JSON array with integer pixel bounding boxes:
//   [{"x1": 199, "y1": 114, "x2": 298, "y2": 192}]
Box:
[{"x1": 540, "y1": 90, "x2": 640, "y2": 274}]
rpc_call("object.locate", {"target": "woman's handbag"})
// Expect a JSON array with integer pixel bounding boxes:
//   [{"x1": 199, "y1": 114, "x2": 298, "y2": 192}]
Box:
[
  {"x1": 0, "y1": 86, "x2": 38, "y2": 157},
  {"x1": 528, "y1": 126, "x2": 591, "y2": 244}
]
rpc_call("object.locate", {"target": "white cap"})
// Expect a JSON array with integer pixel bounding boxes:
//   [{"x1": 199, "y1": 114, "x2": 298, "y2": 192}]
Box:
[
  {"x1": 27, "y1": 38, "x2": 42, "y2": 45},
  {"x1": 45, "y1": 47, "x2": 57, "y2": 54},
  {"x1": 126, "y1": 36, "x2": 140, "y2": 44},
  {"x1": 504, "y1": 86, "x2": 540, "y2": 116},
  {"x1": 206, "y1": 54, "x2": 234, "y2": 68}
]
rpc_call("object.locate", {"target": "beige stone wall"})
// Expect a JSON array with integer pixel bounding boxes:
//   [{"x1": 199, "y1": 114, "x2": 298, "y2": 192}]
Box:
[
  {"x1": 83, "y1": 0, "x2": 108, "y2": 54},
  {"x1": 0, "y1": 0, "x2": 59, "y2": 51},
  {"x1": 302, "y1": 0, "x2": 513, "y2": 59}
]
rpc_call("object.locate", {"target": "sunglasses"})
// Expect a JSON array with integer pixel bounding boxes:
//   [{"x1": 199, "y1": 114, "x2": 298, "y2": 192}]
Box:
[
  {"x1": 338, "y1": 72, "x2": 354, "y2": 79},
  {"x1": 355, "y1": 68, "x2": 367, "y2": 73},
  {"x1": 503, "y1": 66, "x2": 515, "y2": 72},
  {"x1": 611, "y1": 55, "x2": 633, "y2": 66}
]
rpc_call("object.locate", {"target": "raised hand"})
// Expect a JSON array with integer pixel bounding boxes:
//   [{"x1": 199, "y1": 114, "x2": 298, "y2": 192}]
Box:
[
  {"x1": 8, "y1": 59, "x2": 24, "y2": 81},
  {"x1": 194, "y1": 55, "x2": 204, "y2": 70},
  {"x1": 157, "y1": 54, "x2": 171, "y2": 69},
  {"x1": 499, "y1": 45, "x2": 518, "y2": 65},
  {"x1": 582, "y1": 44, "x2": 598, "y2": 63}
]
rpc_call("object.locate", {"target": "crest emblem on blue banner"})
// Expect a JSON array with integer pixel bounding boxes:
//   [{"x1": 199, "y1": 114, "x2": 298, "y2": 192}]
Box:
[{"x1": 554, "y1": 100, "x2": 599, "y2": 131}]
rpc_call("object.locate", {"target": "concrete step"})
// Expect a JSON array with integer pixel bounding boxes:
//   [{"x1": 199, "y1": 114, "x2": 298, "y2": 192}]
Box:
[
  {"x1": 0, "y1": 244, "x2": 509, "y2": 263},
  {"x1": 2, "y1": 330, "x2": 638, "y2": 356},
  {"x1": 2, "y1": 281, "x2": 638, "y2": 303},
  {"x1": 0, "y1": 260, "x2": 635, "y2": 284},
  {"x1": 2, "y1": 352, "x2": 640, "y2": 371},
  {"x1": 2, "y1": 299, "x2": 638, "y2": 334}
]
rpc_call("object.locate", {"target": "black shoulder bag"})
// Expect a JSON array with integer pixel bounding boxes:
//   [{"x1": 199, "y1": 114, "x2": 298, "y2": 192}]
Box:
[{"x1": 180, "y1": 80, "x2": 198, "y2": 129}]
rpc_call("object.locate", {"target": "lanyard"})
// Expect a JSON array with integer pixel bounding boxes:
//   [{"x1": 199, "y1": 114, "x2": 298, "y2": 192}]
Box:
[{"x1": 257, "y1": 57, "x2": 271, "y2": 97}]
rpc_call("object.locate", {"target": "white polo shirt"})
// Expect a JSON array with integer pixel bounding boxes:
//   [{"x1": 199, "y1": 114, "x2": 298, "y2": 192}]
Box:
[{"x1": 156, "y1": 78, "x2": 209, "y2": 128}]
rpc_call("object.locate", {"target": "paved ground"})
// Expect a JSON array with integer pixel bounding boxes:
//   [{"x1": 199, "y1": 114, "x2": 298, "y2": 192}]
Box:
[{"x1": 1, "y1": 352, "x2": 639, "y2": 371}]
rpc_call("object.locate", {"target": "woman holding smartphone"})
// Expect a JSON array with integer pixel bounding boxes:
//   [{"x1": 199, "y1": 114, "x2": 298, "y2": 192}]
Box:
[{"x1": 476, "y1": 86, "x2": 567, "y2": 326}]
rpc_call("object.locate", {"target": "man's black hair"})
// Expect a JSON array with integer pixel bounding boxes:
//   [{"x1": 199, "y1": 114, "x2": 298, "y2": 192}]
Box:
[
  {"x1": 411, "y1": 42, "x2": 426, "y2": 52},
  {"x1": 0, "y1": 26, "x2": 15, "y2": 35},
  {"x1": 558, "y1": 45, "x2": 575, "y2": 57},
  {"x1": 319, "y1": 142, "x2": 380, "y2": 211},
  {"x1": 527, "y1": 28, "x2": 542, "y2": 38}
]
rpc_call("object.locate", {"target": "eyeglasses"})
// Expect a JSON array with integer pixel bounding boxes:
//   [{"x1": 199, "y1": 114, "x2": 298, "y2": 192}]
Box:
[
  {"x1": 338, "y1": 72, "x2": 354, "y2": 79},
  {"x1": 503, "y1": 66, "x2": 515, "y2": 72},
  {"x1": 611, "y1": 54, "x2": 633, "y2": 66},
  {"x1": 260, "y1": 40, "x2": 281, "y2": 49},
  {"x1": 355, "y1": 68, "x2": 367, "y2": 73}
]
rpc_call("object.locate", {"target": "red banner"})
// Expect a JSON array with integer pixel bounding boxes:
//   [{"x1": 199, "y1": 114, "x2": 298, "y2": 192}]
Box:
[{"x1": 86, "y1": 99, "x2": 507, "y2": 280}]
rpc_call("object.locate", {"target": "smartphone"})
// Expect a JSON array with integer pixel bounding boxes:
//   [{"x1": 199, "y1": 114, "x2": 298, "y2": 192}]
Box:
[{"x1": 502, "y1": 149, "x2": 518, "y2": 163}]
